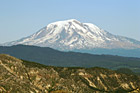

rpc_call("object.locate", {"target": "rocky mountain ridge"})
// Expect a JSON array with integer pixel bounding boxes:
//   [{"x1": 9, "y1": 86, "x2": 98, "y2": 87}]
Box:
[{"x1": 0, "y1": 54, "x2": 140, "y2": 93}]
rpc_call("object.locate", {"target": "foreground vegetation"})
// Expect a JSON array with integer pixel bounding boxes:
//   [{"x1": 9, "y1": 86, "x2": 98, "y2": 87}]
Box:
[{"x1": 0, "y1": 54, "x2": 140, "y2": 93}]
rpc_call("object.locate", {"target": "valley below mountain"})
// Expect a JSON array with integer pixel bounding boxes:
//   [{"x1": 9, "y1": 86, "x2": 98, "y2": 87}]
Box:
[
  {"x1": 1, "y1": 45, "x2": 140, "y2": 73},
  {"x1": 0, "y1": 54, "x2": 140, "y2": 93}
]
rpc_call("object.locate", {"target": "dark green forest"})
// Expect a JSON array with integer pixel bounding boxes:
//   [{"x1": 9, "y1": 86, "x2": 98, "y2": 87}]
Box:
[{"x1": 1, "y1": 45, "x2": 140, "y2": 73}]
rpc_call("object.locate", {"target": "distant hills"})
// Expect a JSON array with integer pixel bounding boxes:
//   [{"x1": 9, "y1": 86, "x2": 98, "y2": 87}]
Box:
[
  {"x1": 73, "y1": 48, "x2": 140, "y2": 58},
  {"x1": 0, "y1": 54, "x2": 140, "y2": 92},
  {"x1": 1, "y1": 45, "x2": 140, "y2": 73}
]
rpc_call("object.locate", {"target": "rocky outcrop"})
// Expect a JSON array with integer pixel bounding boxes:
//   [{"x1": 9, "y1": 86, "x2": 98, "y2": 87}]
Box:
[{"x1": 0, "y1": 54, "x2": 140, "y2": 93}]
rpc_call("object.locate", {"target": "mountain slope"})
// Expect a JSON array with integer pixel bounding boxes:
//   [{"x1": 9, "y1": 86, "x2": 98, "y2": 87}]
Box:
[
  {"x1": 3, "y1": 19, "x2": 140, "y2": 50},
  {"x1": 1, "y1": 45, "x2": 140, "y2": 73},
  {"x1": 0, "y1": 54, "x2": 140, "y2": 93}
]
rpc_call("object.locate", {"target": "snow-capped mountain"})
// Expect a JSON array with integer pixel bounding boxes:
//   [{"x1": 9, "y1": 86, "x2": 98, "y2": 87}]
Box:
[{"x1": 3, "y1": 19, "x2": 140, "y2": 50}]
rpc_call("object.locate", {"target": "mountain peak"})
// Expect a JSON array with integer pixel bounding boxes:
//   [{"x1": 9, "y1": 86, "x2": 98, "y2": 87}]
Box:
[
  {"x1": 65, "y1": 19, "x2": 79, "y2": 22},
  {"x1": 3, "y1": 19, "x2": 140, "y2": 50},
  {"x1": 49, "y1": 19, "x2": 81, "y2": 26}
]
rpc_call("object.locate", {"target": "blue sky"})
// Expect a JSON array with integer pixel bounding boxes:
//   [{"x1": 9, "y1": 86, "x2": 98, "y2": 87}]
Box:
[{"x1": 0, "y1": 0, "x2": 140, "y2": 43}]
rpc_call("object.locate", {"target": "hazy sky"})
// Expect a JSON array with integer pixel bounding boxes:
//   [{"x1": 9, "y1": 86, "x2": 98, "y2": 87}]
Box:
[{"x1": 0, "y1": 0, "x2": 140, "y2": 43}]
